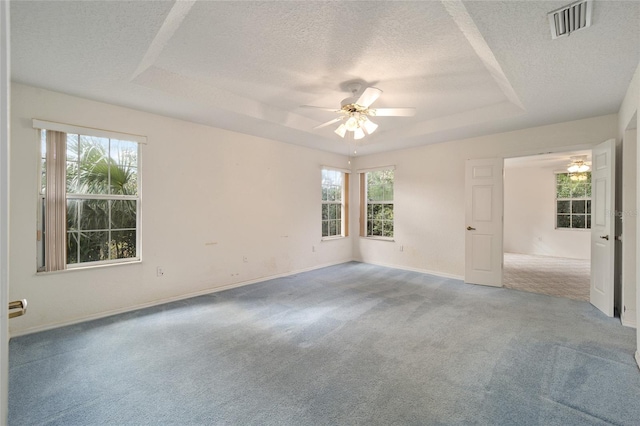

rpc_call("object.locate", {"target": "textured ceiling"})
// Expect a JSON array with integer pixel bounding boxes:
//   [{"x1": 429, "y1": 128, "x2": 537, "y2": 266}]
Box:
[{"x1": 9, "y1": 1, "x2": 640, "y2": 156}]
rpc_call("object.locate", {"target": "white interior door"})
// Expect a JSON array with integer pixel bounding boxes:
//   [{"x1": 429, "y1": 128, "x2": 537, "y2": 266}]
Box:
[
  {"x1": 0, "y1": 0, "x2": 10, "y2": 421},
  {"x1": 590, "y1": 139, "x2": 616, "y2": 317},
  {"x1": 465, "y1": 158, "x2": 503, "y2": 287}
]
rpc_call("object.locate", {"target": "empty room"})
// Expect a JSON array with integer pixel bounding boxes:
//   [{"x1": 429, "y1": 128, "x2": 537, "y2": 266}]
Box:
[
  {"x1": 503, "y1": 152, "x2": 594, "y2": 302},
  {"x1": 2, "y1": 0, "x2": 640, "y2": 425}
]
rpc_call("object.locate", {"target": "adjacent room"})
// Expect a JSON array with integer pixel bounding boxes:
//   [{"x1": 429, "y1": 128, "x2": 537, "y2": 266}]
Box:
[
  {"x1": 2, "y1": 0, "x2": 640, "y2": 424},
  {"x1": 503, "y1": 152, "x2": 592, "y2": 302}
]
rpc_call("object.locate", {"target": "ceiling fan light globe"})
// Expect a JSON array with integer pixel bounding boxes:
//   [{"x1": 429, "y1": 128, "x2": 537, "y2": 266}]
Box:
[
  {"x1": 345, "y1": 116, "x2": 359, "y2": 132},
  {"x1": 567, "y1": 165, "x2": 579, "y2": 173},
  {"x1": 578, "y1": 164, "x2": 590, "y2": 172},
  {"x1": 335, "y1": 124, "x2": 347, "y2": 138},
  {"x1": 354, "y1": 127, "x2": 365, "y2": 140},
  {"x1": 363, "y1": 119, "x2": 378, "y2": 135}
]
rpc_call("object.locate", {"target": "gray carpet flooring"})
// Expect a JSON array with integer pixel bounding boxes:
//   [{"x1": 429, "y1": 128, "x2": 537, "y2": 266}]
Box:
[{"x1": 9, "y1": 262, "x2": 640, "y2": 425}]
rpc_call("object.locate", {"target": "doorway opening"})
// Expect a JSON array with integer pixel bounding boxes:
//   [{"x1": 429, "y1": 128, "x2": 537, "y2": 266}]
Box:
[{"x1": 503, "y1": 150, "x2": 592, "y2": 302}]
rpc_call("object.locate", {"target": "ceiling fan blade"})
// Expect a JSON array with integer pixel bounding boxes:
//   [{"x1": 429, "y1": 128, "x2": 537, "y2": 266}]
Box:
[
  {"x1": 356, "y1": 87, "x2": 382, "y2": 108},
  {"x1": 313, "y1": 117, "x2": 343, "y2": 130},
  {"x1": 301, "y1": 105, "x2": 341, "y2": 112},
  {"x1": 371, "y1": 108, "x2": 416, "y2": 117}
]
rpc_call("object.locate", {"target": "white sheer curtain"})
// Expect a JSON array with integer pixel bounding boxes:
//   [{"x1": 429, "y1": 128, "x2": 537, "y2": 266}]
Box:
[{"x1": 44, "y1": 130, "x2": 66, "y2": 271}]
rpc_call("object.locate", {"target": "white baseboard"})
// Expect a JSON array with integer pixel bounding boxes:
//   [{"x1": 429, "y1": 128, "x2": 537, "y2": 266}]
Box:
[
  {"x1": 353, "y1": 258, "x2": 464, "y2": 281},
  {"x1": 10, "y1": 259, "x2": 356, "y2": 338},
  {"x1": 621, "y1": 309, "x2": 637, "y2": 328},
  {"x1": 636, "y1": 351, "x2": 640, "y2": 371}
]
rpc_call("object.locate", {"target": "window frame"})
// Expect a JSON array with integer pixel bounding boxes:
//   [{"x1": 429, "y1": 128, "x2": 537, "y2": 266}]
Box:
[
  {"x1": 359, "y1": 167, "x2": 395, "y2": 240},
  {"x1": 321, "y1": 168, "x2": 349, "y2": 239},
  {"x1": 555, "y1": 171, "x2": 591, "y2": 230},
  {"x1": 34, "y1": 120, "x2": 144, "y2": 272},
  {"x1": 36, "y1": 132, "x2": 46, "y2": 269}
]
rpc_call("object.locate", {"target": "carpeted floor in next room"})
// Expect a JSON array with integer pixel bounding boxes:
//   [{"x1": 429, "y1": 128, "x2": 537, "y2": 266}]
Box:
[
  {"x1": 9, "y1": 262, "x2": 640, "y2": 425},
  {"x1": 503, "y1": 252, "x2": 591, "y2": 302}
]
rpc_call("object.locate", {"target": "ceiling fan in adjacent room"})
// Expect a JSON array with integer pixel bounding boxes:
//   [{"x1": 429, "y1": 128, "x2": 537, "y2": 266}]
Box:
[
  {"x1": 302, "y1": 83, "x2": 416, "y2": 140},
  {"x1": 566, "y1": 155, "x2": 591, "y2": 181}
]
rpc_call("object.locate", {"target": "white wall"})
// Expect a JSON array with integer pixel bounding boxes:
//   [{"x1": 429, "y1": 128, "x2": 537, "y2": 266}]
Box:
[
  {"x1": 352, "y1": 114, "x2": 618, "y2": 279},
  {"x1": 504, "y1": 165, "x2": 590, "y2": 260},
  {"x1": 9, "y1": 83, "x2": 353, "y2": 335}
]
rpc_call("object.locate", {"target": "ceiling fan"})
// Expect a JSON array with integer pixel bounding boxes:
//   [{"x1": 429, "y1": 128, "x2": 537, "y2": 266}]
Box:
[
  {"x1": 567, "y1": 155, "x2": 591, "y2": 172},
  {"x1": 567, "y1": 155, "x2": 591, "y2": 181},
  {"x1": 302, "y1": 83, "x2": 416, "y2": 140}
]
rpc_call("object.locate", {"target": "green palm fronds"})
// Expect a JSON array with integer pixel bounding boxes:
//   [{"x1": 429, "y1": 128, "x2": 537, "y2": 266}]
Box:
[{"x1": 65, "y1": 136, "x2": 138, "y2": 264}]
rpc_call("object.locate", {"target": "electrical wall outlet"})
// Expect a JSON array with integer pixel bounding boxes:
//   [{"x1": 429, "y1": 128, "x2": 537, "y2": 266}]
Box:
[
  {"x1": 157, "y1": 267, "x2": 164, "y2": 277},
  {"x1": 243, "y1": 256, "x2": 248, "y2": 263}
]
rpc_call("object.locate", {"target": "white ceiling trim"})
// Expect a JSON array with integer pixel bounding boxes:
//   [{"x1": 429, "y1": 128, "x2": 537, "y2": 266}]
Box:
[
  {"x1": 443, "y1": 0, "x2": 524, "y2": 111},
  {"x1": 133, "y1": 65, "x2": 319, "y2": 132},
  {"x1": 387, "y1": 100, "x2": 524, "y2": 141},
  {"x1": 131, "y1": 0, "x2": 197, "y2": 80}
]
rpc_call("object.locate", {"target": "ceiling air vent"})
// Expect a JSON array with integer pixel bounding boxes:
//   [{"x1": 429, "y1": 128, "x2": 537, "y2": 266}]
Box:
[{"x1": 548, "y1": 0, "x2": 593, "y2": 39}]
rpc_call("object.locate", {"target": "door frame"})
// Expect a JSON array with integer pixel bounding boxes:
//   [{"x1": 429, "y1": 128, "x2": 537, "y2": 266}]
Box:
[
  {"x1": 472, "y1": 143, "x2": 598, "y2": 288},
  {"x1": 1, "y1": 0, "x2": 10, "y2": 422},
  {"x1": 496, "y1": 143, "x2": 614, "y2": 311},
  {"x1": 620, "y1": 124, "x2": 637, "y2": 328}
]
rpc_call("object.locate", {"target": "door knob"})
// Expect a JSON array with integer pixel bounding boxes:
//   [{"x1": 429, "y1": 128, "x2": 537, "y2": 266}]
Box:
[
  {"x1": 466, "y1": 226, "x2": 476, "y2": 231},
  {"x1": 9, "y1": 299, "x2": 27, "y2": 319},
  {"x1": 600, "y1": 235, "x2": 609, "y2": 241}
]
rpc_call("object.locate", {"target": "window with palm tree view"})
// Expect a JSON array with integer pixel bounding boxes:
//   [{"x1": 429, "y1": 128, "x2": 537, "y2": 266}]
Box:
[
  {"x1": 365, "y1": 169, "x2": 394, "y2": 238},
  {"x1": 39, "y1": 129, "x2": 140, "y2": 270}
]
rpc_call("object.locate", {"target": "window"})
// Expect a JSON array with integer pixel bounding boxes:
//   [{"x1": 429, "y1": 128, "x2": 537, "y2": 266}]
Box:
[
  {"x1": 36, "y1": 120, "x2": 142, "y2": 271},
  {"x1": 363, "y1": 169, "x2": 394, "y2": 238},
  {"x1": 321, "y1": 168, "x2": 348, "y2": 238},
  {"x1": 556, "y1": 172, "x2": 591, "y2": 229}
]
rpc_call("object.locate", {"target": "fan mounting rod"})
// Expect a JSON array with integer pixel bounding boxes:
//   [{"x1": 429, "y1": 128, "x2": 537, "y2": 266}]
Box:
[{"x1": 347, "y1": 82, "x2": 361, "y2": 96}]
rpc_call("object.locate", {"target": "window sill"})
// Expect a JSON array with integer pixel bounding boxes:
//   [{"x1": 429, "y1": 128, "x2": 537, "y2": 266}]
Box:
[
  {"x1": 36, "y1": 258, "x2": 141, "y2": 275},
  {"x1": 361, "y1": 236, "x2": 395, "y2": 242},
  {"x1": 321, "y1": 236, "x2": 347, "y2": 242}
]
